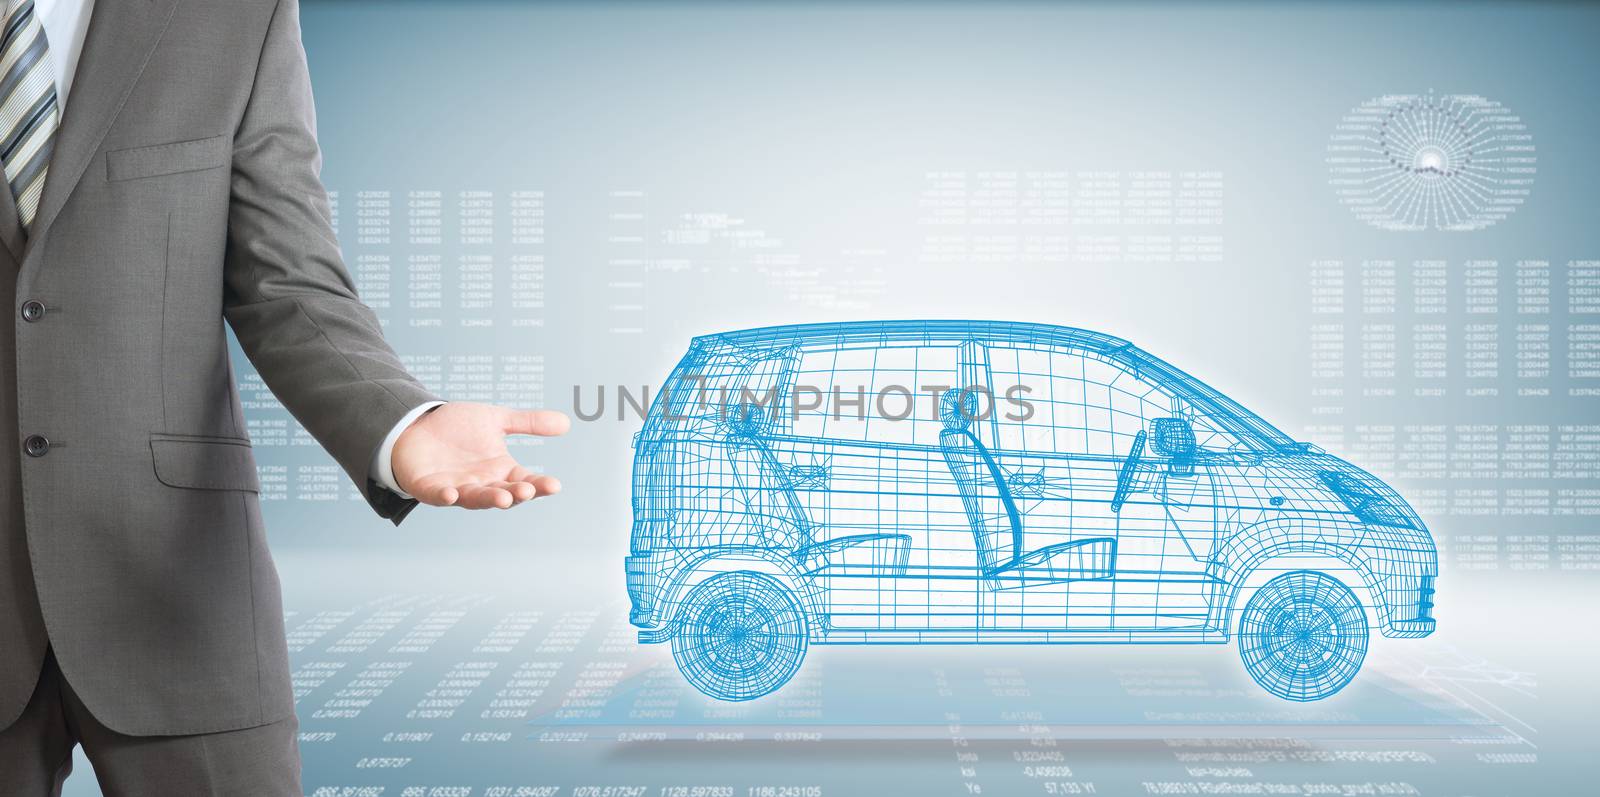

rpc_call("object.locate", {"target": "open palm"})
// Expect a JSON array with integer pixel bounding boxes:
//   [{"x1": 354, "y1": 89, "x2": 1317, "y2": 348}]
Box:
[{"x1": 392, "y1": 402, "x2": 570, "y2": 509}]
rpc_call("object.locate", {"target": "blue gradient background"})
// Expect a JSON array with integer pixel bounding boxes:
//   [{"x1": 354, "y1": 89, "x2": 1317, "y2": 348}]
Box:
[
  {"x1": 61, "y1": 1, "x2": 1600, "y2": 794},
  {"x1": 292, "y1": 0, "x2": 1600, "y2": 552}
]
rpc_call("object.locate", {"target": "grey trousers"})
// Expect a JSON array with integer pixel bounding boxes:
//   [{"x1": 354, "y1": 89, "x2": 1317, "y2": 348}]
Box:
[{"x1": 0, "y1": 652, "x2": 301, "y2": 796}]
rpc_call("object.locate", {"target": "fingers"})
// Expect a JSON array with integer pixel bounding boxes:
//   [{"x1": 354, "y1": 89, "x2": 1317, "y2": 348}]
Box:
[
  {"x1": 410, "y1": 479, "x2": 462, "y2": 508},
  {"x1": 411, "y1": 471, "x2": 561, "y2": 510},
  {"x1": 455, "y1": 479, "x2": 558, "y2": 509},
  {"x1": 509, "y1": 466, "x2": 562, "y2": 497},
  {"x1": 455, "y1": 483, "x2": 517, "y2": 509},
  {"x1": 502, "y1": 408, "x2": 571, "y2": 437},
  {"x1": 505, "y1": 480, "x2": 537, "y2": 503}
]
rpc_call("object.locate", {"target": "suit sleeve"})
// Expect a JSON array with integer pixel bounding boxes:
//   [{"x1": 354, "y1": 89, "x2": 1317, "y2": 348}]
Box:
[{"x1": 222, "y1": 0, "x2": 439, "y2": 524}]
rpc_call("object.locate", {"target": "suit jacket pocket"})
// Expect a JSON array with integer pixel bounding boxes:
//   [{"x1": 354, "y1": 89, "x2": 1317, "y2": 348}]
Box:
[
  {"x1": 150, "y1": 433, "x2": 261, "y2": 492},
  {"x1": 107, "y1": 135, "x2": 230, "y2": 182}
]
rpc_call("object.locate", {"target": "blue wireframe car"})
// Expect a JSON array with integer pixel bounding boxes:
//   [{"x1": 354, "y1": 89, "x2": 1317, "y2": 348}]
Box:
[{"x1": 626, "y1": 321, "x2": 1437, "y2": 702}]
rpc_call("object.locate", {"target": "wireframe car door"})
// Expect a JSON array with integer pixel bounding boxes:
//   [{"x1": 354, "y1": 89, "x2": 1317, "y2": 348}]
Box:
[
  {"x1": 775, "y1": 343, "x2": 982, "y2": 632},
  {"x1": 977, "y1": 346, "x2": 1218, "y2": 631},
  {"x1": 970, "y1": 344, "x2": 1120, "y2": 630},
  {"x1": 1072, "y1": 358, "x2": 1216, "y2": 630}
]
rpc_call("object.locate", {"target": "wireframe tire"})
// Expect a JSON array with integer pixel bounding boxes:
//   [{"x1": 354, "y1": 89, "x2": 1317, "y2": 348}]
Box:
[
  {"x1": 671, "y1": 571, "x2": 808, "y2": 702},
  {"x1": 1237, "y1": 570, "x2": 1369, "y2": 702}
]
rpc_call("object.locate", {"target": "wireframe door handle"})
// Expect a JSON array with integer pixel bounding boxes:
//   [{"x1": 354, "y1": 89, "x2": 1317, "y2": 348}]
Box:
[
  {"x1": 1005, "y1": 469, "x2": 1046, "y2": 497},
  {"x1": 787, "y1": 465, "x2": 829, "y2": 488}
]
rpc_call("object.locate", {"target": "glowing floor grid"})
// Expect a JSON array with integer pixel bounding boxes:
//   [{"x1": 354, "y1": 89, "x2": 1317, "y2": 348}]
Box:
[{"x1": 263, "y1": 593, "x2": 1534, "y2": 796}]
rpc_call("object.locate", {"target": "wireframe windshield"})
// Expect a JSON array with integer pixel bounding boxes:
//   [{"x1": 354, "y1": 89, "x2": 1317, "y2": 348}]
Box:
[{"x1": 1122, "y1": 347, "x2": 1298, "y2": 451}]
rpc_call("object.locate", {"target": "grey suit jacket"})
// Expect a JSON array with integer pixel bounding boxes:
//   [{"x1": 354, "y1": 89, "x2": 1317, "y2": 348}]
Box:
[{"x1": 0, "y1": 0, "x2": 439, "y2": 735}]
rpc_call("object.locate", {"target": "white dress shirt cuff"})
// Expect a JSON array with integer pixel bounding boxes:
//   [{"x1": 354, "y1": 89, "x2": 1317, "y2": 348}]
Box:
[{"x1": 371, "y1": 401, "x2": 447, "y2": 498}]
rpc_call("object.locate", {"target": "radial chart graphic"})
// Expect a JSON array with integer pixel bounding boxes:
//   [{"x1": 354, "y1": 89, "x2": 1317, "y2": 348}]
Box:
[{"x1": 1327, "y1": 92, "x2": 1536, "y2": 231}]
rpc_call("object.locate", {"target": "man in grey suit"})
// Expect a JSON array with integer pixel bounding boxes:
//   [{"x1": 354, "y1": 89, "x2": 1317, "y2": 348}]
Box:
[{"x1": 0, "y1": 0, "x2": 568, "y2": 793}]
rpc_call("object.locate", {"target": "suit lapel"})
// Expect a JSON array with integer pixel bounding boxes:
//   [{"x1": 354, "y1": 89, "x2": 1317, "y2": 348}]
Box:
[
  {"x1": 22, "y1": 0, "x2": 179, "y2": 265},
  {"x1": 0, "y1": 172, "x2": 21, "y2": 267}
]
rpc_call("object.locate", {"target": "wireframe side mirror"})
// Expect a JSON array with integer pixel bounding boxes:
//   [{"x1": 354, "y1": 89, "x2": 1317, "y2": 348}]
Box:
[{"x1": 1150, "y1": 417, "x2": 1197, "y2": 460}]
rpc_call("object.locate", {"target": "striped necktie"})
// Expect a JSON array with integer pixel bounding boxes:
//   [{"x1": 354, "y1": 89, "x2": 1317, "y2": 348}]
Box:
[{"x1": 0, "y1": 0, "x2": 57, "y2": 232}]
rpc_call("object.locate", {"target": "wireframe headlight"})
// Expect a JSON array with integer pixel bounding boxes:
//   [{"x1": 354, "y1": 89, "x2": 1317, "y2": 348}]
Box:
[{"x1": 1318, "y1": 471, "x2": 1417, "y2": 529}]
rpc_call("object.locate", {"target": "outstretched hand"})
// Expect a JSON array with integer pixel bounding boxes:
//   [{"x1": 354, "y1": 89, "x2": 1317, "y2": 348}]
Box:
[{"x1": 392, "y1": 402, "x2": 570, "y2": 509}]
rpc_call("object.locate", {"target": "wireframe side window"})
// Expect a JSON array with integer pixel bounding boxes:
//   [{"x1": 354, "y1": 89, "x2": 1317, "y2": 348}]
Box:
[
  {"x1": 790, "y1": 345, "x2": 960, "y2": 444},
  {"x1": 660, "y1": 348, "x2": 792, "y2": 431},
  {"x1": 987, "y1": 347, "x2": 1177, "y2": 457},
  {"x1": 1186, "y1": 405, "x2": 1242, "y2": 452}
]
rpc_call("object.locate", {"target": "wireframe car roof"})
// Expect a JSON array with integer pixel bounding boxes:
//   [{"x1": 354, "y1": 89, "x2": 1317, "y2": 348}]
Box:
[
  {"x1": 696, "y1": 320, "x2": 1134, "y2": 355},
  {"x1": 690, "y1": 319, "x2": 1301, "y2": 450}
]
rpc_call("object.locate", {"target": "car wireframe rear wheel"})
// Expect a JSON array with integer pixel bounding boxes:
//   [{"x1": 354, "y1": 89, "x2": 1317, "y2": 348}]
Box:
[
  {"x1": 671, "y1": 571, "x2": 808, "y2": 702},
  {"x1": 1237, "y1": 570, "x2": 1369, "y2": 702}
]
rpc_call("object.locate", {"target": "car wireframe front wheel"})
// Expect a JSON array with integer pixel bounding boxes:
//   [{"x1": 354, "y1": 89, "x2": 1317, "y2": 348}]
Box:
[
  {"x1": 1237, "y1": 570, "x2": 1369, "y2": 702},
  {"x1": 671, "y1": 571, "x2": 808, "y2": 702}
]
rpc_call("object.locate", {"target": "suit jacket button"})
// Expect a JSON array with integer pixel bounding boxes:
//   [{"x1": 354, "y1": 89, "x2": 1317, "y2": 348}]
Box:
[
  {"x1": 23, "y1": 435, "x2": 49, "y2": 457},
  {"x1": 20, "y1": 300, "x2": 45, "y2": 322}
]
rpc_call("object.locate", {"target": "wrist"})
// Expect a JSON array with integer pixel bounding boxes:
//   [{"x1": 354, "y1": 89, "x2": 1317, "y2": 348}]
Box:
[{"x1": 374, "y1": 400, "x2": 447, "y2": 497}]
